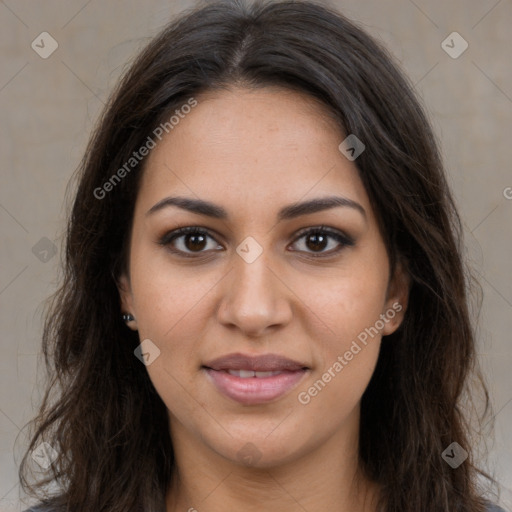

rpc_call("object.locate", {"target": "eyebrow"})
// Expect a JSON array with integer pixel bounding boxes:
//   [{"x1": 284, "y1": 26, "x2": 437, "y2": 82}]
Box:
[{"x1": 146, "y1": 195, "x2": 366, "y2": 222}]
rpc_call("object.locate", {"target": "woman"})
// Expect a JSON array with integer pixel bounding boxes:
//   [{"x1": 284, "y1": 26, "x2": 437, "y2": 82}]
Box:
[{"x1": 19, "y1": 0, "x2": 508, "y2": 511}]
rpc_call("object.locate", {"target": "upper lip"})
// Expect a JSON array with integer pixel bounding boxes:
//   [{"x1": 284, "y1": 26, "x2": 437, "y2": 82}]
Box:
[{"x1": 203, "y1": 353, "x2": 309, "y2": 372}]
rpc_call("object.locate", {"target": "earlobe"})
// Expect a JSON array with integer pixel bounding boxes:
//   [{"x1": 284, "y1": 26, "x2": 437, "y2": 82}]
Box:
[
  {"x1": 382, "y1": 259, "x2": 410, "y2": 336},
  {"x1": 122, "y1": 312, "x2": 138, "y2": 330},
  {"x1": 117, "y1": 273, "x2": 138, "y2": 331}
]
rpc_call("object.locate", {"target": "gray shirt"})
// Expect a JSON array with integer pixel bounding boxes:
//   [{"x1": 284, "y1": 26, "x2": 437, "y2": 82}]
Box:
[{"x1": 22, "y1": 503, "x2": 511, "y2": 511}]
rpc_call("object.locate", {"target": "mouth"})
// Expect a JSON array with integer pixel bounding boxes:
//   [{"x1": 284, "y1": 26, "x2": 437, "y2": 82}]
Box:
[
  {"x1": 202, "y1": 352, "x2": 310, "y2": 405},
  {"x1": 222, "y1": 369, "x2": 286, "y2": 378}
]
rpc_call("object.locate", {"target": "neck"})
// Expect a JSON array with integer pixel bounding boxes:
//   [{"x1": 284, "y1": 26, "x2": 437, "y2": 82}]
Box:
[{"x1": 165, "y1": 415, "x2": 381, "y2": 512}]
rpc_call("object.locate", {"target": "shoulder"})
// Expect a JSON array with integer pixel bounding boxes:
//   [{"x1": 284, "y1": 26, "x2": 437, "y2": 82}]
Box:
[
  {"x1": 23, "y1": 501, "x2": 509, "y2": 512},
  {"x1": 22, "y1": 506, "x2": 510, "y2": 512},
  {"x1": 486, "y1": 503, "x2": 509, "y2": 512},
  {"x1": 23, "y1": 507, "x2": 57, "y2": 512}
]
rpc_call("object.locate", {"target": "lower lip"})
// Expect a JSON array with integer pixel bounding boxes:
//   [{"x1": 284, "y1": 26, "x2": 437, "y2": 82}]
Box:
[{"x1": 204, "y1": 368, "x2": 308, "y2": 405}]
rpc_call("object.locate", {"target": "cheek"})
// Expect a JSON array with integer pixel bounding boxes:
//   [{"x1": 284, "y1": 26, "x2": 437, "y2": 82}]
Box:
[
  {"x1": 293, "y1": 277, "x2": 386, "y2": 427},
  {"x1": 130, "y1": 247, "x2": 221, "y2": 340},
  {"x1": 291, "y1": 260, "x2": 388, "y2": 411},
  {"x1": 128, "y1": 250, "x2": 223, "y2": 396},
  {"x1": 294, "y1": 261, "x2": 389, "y2": 352},
  {"x1": 295, "y1": 340, "x2": 379, "y2": 443}
]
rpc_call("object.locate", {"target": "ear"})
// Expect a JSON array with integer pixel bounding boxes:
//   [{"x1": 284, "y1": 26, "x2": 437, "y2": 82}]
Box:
[
  {"x1": 117, "y1": 272, "x2": 138, "y2": 331},
  {"x1": 381, "y1": 258, "x2": 410, "y2": 336}
]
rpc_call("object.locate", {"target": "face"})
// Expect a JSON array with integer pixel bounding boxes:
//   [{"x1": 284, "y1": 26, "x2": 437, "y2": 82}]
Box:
[{"x1": 118, "y1": 86, "x2": 409, "y2": 469}]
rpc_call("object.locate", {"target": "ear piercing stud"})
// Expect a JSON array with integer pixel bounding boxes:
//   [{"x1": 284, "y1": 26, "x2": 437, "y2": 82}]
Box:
[{"x1": 122, "y1": 313, "x2": 135, "y2": 323}]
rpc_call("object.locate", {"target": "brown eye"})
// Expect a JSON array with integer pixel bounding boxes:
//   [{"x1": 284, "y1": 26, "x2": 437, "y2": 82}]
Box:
[
  {"x1": 305, "y1": 232, "x2": 329, "y2": 252},
  {"x1": 183, "y1": 232, "x2": 208, "y2": 251},
  {"x1": 158, "y1": 227, "x2": 222, "y2": 256},
  {"x1": 158, "y1": 225, "x2": 354, "y2": 259},
  {"x1": 290, "y1": 227, "x2": 355, "y2": 257}
]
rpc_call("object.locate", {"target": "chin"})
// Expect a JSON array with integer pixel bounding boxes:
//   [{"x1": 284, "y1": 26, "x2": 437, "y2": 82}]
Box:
[{"x1": 208, "y1": 431, "x2": 310, "y2": 470}]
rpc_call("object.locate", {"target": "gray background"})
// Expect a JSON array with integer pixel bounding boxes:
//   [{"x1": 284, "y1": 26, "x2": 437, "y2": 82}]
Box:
[{"x1": 0, "y1": 0, "x2": 511, "y2": 510}]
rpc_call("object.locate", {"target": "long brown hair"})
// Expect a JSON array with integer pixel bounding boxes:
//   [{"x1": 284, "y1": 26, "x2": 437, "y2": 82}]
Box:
[{"x1": 19, "y1": 1, "x2": 500, "y2": 510}]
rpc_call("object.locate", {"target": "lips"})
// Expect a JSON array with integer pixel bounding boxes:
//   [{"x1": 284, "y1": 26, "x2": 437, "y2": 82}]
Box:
[
  {"x1": 202, "y1": 352, "x2": 309, "y2": 405},
  {"x1": 203, "y1": 352, "x2": 308, "y2": 372}
]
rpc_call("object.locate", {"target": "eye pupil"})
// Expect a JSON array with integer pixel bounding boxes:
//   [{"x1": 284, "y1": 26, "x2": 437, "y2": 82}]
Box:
[
  {"x1": 306, "y1": 233, "x2": 328, "y2": 252},
  {"x1": 186, "y1": 234, "x2": 207, "y2": 251}
]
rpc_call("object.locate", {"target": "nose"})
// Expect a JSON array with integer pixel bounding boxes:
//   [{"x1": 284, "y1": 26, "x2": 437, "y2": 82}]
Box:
[{"x1": 216, "y1": 249, "x2": 293, "y2": 338}]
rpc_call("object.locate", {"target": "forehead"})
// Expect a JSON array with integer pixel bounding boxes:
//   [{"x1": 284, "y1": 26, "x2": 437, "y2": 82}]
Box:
[{"x1": 136, "y1": 87, "x2": 370, "y2": 220}]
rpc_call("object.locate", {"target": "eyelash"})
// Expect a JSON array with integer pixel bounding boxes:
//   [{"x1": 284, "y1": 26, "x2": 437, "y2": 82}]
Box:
[{"x1": 157, "y1": 225, "x2": 355, "y2": 259}]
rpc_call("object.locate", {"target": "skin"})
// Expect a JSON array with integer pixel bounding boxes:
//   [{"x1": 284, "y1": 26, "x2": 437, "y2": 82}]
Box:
[{"x1": 118, "y1": 86, "x2": 410, "y2": 512}]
